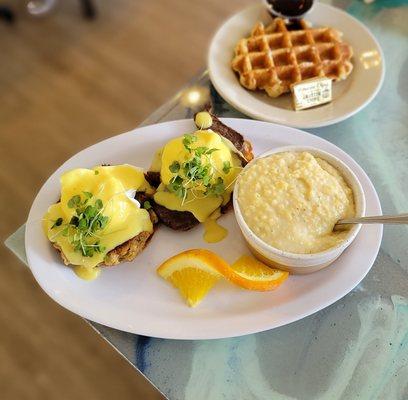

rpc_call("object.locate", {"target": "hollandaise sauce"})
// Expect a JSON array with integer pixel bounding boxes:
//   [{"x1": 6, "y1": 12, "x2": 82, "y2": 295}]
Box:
[
  {"x1": 43, "y1": 164, "x2": 154, "y2": 279},
  {"x1": 203, "y1": 219, "x2": 228, "y2": 243},
  {"x1": 74, "y1": 265, "x2": 101, "y2": 280},
  {"x1": 152, "y1": 129, "x2": 242, "y2": 240}
]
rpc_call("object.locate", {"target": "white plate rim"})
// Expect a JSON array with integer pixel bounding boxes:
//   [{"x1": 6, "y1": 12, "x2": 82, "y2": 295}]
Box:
[
  {"x1": 25, "y1": 119, "x2": 383, "y2": 340},
  {"x1": 208, "y1": 2, "x2": 385, "y2": 129}
]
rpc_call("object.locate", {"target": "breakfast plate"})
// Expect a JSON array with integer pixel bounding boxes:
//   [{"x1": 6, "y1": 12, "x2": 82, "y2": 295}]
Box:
[
  {"x1": 25, "y1": 119, "x2": 382, "y2": 339},
  {"x1": 208, "y1": 3, "x2": 384, "y2": 128}
]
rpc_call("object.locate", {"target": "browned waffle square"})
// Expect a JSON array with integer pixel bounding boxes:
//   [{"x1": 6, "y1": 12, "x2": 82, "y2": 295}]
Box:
[{"x1": 231, "y1": 18, "x2": 353, "y2": 98}]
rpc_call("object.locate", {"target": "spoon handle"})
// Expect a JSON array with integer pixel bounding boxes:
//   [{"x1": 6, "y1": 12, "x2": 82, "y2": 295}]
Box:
[{"x1": 336, "y1": 213, "x2": 408, "y2": 225}]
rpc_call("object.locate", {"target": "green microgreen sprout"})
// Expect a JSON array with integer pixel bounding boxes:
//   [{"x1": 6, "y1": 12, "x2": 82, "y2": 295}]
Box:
[
  {"x1": 67, "y1": 195, "x2": 81, "y2": 209},
  {"x1": 222, "y1": 161, "x2": 232, "y2": 174},
  {"x1": 169, "y1": 161, "x2": 180, "y2": 173},
  {"x1": 51, "y1": 194, "x2": 109, "y2": 258},
  {"x1": 182, "y1": 134, "x2": 197, "y2": 152},
  {"x1": 51, "y1": 217, "x2": 63, "y2": 229},
  {"x1": 166, "y1": 134, "x2": 234, "y2": 204},
  {"x1": 143, "y1": 201, "x2": 152, "y2": 210}
]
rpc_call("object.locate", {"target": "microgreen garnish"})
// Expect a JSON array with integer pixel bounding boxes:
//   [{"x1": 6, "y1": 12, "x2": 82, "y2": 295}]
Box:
[
  {"x1": 143, "y1": 201, "x2": 152, "y2": 210},
  {"x1": 52, "y1": 194, "x2": 109, "y2": 257},
  {"x1": 95, "y1": 199, "x2": 103, "y2": 210},
  {"x1": 168, "y1": 175, "x2": 186, "y2": 199},
  {"x1": 182, "y1": 134, "x2": 198, "y2": 152},
  {"x1": 51, "y1": 217, "x2": 63, "y2": 229},
  {"x1": 169, "y1": 161, "x2": 180, "y2": 173},
  {"x1": 166, "y1": 134, "x2": 232, "y2": 203},
  {"x1": 67, "y1": 195, "x2": 81, "y2": 208},
  {"x1": 222, "y1": 161, "x2": 231, "y2": 174},
  {"x1": 206, "y1": 177, "x2": 225, "y2": 196}
]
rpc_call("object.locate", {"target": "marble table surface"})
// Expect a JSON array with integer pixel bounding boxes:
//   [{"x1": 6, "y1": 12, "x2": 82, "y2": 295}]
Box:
[{"x1": 5, "y1": 1, "x2": 408, "y2": 399}]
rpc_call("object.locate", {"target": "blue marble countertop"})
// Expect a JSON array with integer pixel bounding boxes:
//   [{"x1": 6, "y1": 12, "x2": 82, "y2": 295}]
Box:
[{"x1": 5, "y1": 1, "x2": 408, "y2": 399}]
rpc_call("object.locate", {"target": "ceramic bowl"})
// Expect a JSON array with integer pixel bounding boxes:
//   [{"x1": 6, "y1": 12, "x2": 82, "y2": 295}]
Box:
[{"x1": 233, "y1": 145, "x2": 366, "y2": 274}]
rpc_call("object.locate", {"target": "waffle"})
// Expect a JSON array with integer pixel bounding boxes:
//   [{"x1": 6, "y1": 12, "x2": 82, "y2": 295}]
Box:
[{"x1": 231, "y1": 18, "x2": 353, "y2": 98}]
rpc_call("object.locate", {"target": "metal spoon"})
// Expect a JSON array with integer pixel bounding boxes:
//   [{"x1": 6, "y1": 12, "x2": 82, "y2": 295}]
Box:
[{"x1": 334, "y1": 213, "x2": 408, "y2": 230}]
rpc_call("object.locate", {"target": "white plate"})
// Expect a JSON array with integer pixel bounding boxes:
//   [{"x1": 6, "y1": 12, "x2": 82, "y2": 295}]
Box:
[
  {"x1": 208, "y1": 3, "x2": 384, "y2": 128},
  {"x1": 25, "y1": 119, "x2": 382, "y2": 340}
]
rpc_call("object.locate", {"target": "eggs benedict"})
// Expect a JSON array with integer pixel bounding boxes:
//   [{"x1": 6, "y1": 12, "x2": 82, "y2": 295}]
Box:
[
  {"x1": 146, "y1": 111, "x2": 253, "y2": 232},
  {"x1": 43, "y1": 164, "x2": 157, "y2": 280}
]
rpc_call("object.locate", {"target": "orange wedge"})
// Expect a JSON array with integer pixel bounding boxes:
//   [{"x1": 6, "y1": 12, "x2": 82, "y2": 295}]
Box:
[
  {"x1": 157, "y1": 249, "x2": 226, "y2": 307},
  {"x1": 230, "y1": 255, "x2": 289, "y2": 291},
  {"x1": 157, "y1": 249, "x2": 289, "y2": 307}
]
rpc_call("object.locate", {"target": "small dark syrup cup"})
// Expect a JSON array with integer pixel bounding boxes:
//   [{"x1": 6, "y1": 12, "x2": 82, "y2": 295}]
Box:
[{"x1": 263, "y1": 0, "x2": 315, "y2": 19}]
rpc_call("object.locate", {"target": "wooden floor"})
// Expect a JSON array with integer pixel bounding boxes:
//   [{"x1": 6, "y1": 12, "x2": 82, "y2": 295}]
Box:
[{"x1": 0, "y1": 0, "x2": 252, "y2": 399}]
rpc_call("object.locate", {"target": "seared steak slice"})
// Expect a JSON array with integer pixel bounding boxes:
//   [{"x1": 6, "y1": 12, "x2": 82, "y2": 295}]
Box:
[
  {"x1": 220, "y1": 198, "x2": 233, "y2": 214},
  {"x1": 195, "y1": 109, "x2": 253, "y2": 164},
  {"x1": 151, "y1": 202, "x2": 199, "y2": 231},
  {"x1": 145, "y1": 171, "x2": 161, "y2": 188}
]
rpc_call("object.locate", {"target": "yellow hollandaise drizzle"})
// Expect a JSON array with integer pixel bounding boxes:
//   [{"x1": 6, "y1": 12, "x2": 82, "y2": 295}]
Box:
[
  {"x1": 74, "y1": 266, "x2": 101, "y2": 281},
  {"x1": 202, "y1": 208, "x2": 228, "y2": 243},
  {"x1": 203, "y1": 219, "x2": 228, "y2": 243},
  {"x1": 153, "y1": 188, "x2": 224, "y2": 223}
]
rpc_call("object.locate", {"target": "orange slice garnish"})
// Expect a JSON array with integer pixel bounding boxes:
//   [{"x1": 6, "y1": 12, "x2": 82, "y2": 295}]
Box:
[
  {"x1": 157, "y1": 249, "x2": 226, "y2": 307},
  {"x1": 229, "y1": 255, "x2": 289, "y2": 291},
  {"x1": 157, "y1": 249, "x2": 288, "y2": 307}
]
